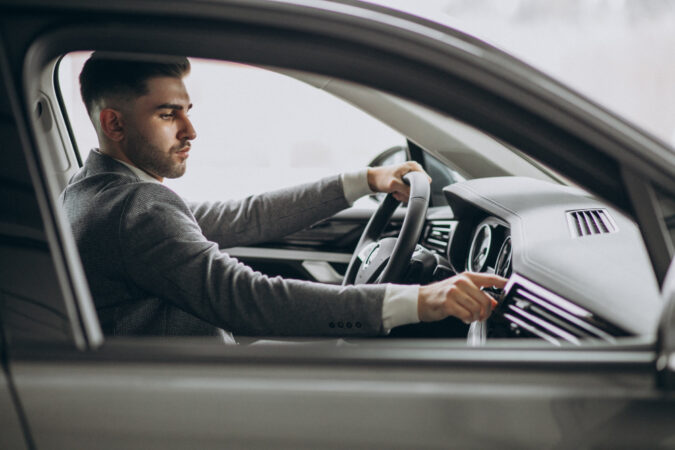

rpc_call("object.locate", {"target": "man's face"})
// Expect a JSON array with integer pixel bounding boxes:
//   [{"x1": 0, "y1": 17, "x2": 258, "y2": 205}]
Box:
[{"x1": 122, "y1": 76, "x2": 196, "y2": 181}]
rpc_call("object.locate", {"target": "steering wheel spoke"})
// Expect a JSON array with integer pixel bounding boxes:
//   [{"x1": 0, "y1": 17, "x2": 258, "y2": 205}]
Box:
[{"x1": 353, "y1": 237, "x2": 397, "y2": 284}]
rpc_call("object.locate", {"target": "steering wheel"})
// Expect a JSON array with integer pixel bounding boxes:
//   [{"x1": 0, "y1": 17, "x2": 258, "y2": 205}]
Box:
[{"x1": 342, "y1": 171, "x2": 430, "y2": 285}]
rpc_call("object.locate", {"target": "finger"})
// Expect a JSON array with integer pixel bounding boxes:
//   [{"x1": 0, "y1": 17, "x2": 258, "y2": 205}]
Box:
[
  {"x1": 402, "y1": 161, "x2": 424, "y2": 174},
  {"x1": 445, "y1": 278, "x2": 485, "y2": 321},
  {"x1": 468, "y1": 289, "x2": 494, "y2": 321},
  {"x1": 454, "y1": 274, "x2": 493, "y2": 320},
  {"x1": 490, "y1": 297, "x2": 498, "y2": 310},
  {"x1": 463, "y1": 276, "x2": 493, "y2": 311},
  {"x1": 390, "y1": 177, "x2": 410, "y2": 192},
  {"x1": 460, "y1": 285, "x2": 493, "y2": 321},
  {"x1": 389, "y1": 179, "x2": 411, "y2": 199},
  {"x1": 464, "y1": 272, "x2": 508, "y2": 289},
  {"x1": 446, "y1": 299, "x2": 475, "y2": 324},
  {"x1": 392, "y1": 192, "x2": 408, "y2": 202},
  {"x1": 400, "y1": 161, "x2": 432, "y2": 184},
  {"x1": 466, "y1": 277, "x2": 497, "y2": 320},
  {"x1": 452, "y1": 291, "x2": 484, "y2": 322}
]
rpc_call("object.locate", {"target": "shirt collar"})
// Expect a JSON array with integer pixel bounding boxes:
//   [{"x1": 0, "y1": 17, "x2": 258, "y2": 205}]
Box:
[
  {"x1": 98, "y1": 149, "x2": 161, "y2": 184},
  {"x1": 117, "y1": 160, "x2": 161, "y2": 184}
]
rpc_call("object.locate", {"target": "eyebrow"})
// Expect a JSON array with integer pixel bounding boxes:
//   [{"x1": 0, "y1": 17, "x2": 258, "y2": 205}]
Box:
[{"x1": 155, "y1": 103, "x2": 193, "y2": 111}]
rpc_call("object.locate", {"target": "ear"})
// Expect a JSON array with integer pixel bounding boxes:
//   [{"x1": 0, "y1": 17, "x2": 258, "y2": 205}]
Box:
[{"x1": 99, "y1": 108, "x2": 125, "y2": 142}]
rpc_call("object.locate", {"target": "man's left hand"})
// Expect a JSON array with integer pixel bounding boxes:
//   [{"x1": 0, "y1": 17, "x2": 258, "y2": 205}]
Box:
[{"x1": 367, "y1": 161, "x2": 431, "y2": 202}]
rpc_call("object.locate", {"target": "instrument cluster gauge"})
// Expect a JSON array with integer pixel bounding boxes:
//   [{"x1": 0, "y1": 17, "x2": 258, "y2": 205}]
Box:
[
  {"x1": 495, "y1": 236, "x2": 512, "y2": 278},
  {"x1": 467, "y1": 223, "x2": 492, "y2": 272},
  {"x1": 466, "y1": 217, "x2": 510, "y2": 274}
]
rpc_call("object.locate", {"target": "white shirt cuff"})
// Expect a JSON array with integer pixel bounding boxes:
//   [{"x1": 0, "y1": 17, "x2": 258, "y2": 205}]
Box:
[
  {"x1": 341, "y1": 169, "x2": 373, "y2": 205},
  {"x1": 382, "y1": 284, "x2": 420, "y2": 332}
]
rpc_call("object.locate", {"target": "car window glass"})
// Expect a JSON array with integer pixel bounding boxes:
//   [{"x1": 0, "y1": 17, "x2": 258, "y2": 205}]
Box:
[
  {"x1": 51, "y1": 52, "x2": 658, "y2": 348},
  {"x1": 378, "y1": 149, "x2": 407, "y2": 167},
  {"x1": 656, "y1": 187, "x2": 675, "y2": 253},
  {"x1": 58, "y1": 53, "x2": 406, "y2": 205},
  {"x1": 423, "y1": 151, "x2": 462, "y2": 206}
]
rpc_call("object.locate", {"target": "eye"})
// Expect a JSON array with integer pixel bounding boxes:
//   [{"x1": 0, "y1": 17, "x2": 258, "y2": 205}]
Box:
[{"x1": 159, "y1": 112, "x2": 175, "y2": 119}]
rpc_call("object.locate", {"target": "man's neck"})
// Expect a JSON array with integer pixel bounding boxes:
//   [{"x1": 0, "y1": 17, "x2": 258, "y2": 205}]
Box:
[
  {"x1": 99, "y1": 146, "x2": 162, "y2": 183},
  {"x1": 98, "y1": 148, "x2": 161, "y2": 184}
]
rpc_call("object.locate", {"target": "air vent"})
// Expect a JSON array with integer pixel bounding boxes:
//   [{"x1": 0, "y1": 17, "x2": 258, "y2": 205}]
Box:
[
  {"x1": 423, "y1": 220, "x2": 454, "y2": 255},
  {"x1": 497, "y1": 275, "x2": 627, "y2": 346},
  {"x1": 567, "y1": 209, "x2": 617, "y2": 238}
]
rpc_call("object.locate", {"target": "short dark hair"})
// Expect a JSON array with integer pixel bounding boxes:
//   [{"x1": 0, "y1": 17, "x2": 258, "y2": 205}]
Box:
[{"x1": 79, "y1": 52, "x2": 191, "y2": 115}]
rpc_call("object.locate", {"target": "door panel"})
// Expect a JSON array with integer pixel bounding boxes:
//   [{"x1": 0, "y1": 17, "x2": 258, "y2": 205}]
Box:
[
  {"x1": 0, "y1": 368, "x2": 27, "y2": 450},
  {"x1": 10, "y1": 341, "x2": 675, "y2": 449}
]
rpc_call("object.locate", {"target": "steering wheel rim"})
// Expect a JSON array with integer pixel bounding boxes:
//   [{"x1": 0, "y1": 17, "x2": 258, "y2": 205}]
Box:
[{"x1": 342, "y1": 171, "x2": 430, "y2": 285}]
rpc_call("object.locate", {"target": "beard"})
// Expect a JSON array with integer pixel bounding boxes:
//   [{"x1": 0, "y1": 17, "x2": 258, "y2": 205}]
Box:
[{"x1": 124, "y1": 126, "x2": 188, "y2": 179}]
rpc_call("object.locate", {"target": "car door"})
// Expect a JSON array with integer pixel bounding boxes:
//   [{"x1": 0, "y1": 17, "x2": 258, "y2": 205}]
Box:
[
  {"x1": 0, "y1": 302, "x2": 27, "y2": 450},
  {"x1": 1, "y1": 1, "x2": 675, "y2": 448}
]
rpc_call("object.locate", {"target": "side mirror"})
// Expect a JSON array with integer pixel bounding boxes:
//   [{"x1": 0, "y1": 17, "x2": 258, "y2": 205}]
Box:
[{"x1": 657, "y1": 257, "x2": 675, "y2": 390}]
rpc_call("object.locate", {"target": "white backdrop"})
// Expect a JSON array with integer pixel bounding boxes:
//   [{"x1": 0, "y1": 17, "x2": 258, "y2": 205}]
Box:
[{"x1": 369, "y1": 0, "x2": 675, "y2": 146}]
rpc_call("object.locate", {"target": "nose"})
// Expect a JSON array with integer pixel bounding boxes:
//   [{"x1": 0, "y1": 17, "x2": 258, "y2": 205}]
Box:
[{"x1": 179, "y1": 113, "x2": 197, "y2": 141}]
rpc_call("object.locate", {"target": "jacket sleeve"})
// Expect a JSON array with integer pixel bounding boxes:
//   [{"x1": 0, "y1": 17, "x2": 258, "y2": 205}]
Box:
[
  {"x1": 119, "y1": 183, "x2": 385, "y2": 336},
  {"x1": 186, "y1": 175, "x2": 349, "y2": 247}
]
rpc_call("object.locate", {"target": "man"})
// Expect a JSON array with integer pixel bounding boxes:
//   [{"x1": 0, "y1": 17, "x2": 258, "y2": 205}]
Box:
[{"x1": 61, "y1": 52, "x2": 506, "y2": 339}]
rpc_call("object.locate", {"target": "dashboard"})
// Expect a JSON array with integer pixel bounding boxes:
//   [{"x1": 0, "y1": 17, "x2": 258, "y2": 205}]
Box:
[
  {"x1": 236, "y1": 176, "x2": 663, "y2": 344},
  {"x1": 418, "y1": 177, "x2": 663, "y2": 343}
]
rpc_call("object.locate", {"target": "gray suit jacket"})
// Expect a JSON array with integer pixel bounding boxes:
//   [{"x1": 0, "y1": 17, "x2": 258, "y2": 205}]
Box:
[{"x1": 60, "y1": 150, "x2": 386, "y2": 337}]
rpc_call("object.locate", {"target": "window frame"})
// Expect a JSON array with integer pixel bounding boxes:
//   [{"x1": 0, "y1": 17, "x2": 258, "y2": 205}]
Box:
[{"x1": 13, "y1": 2, "x2": 672, "y2": 354}]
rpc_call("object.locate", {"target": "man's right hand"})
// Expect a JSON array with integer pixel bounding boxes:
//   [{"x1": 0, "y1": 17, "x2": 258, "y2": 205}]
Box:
[{"x1": 418, "y1": 272, "x2": 508, "y2": 323}]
